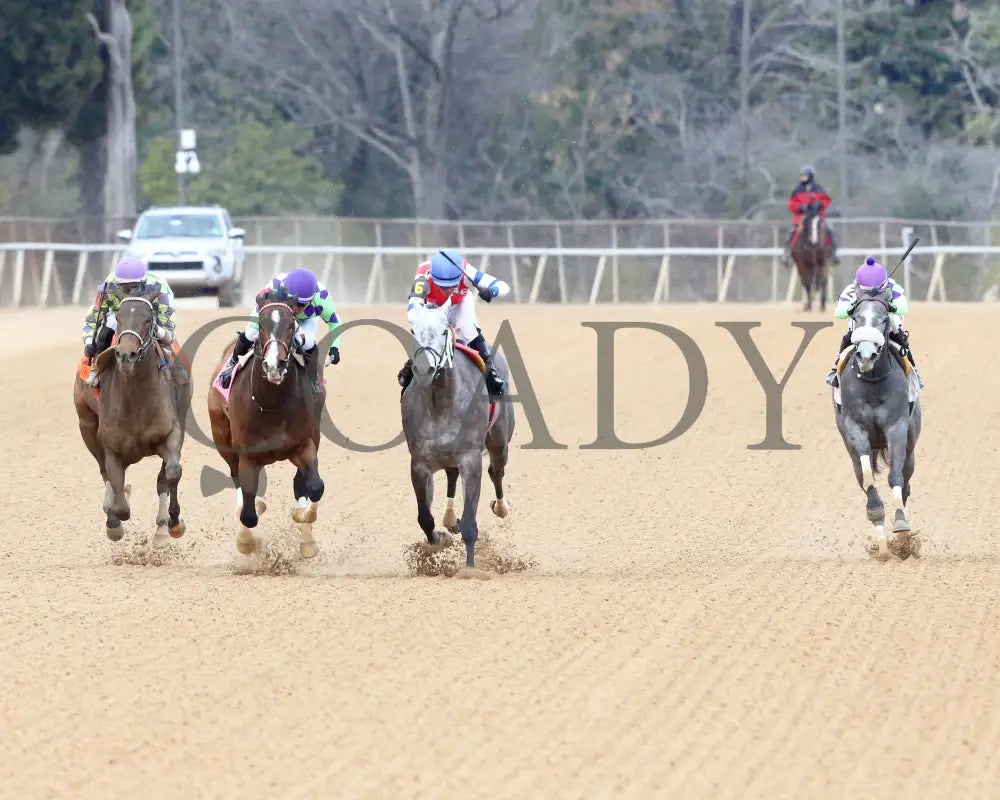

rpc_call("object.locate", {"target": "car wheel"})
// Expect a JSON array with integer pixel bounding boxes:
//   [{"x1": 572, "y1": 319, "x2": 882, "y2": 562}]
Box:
[{"x1": 218, "y1": 279, "x2": 242, "y2": 307}]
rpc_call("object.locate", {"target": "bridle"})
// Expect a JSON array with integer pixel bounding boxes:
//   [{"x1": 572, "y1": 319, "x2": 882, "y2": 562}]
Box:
[
  {"x1": 116, "y1": 295, "x2": 155, "y2": 359},
  {"x1": 249, "y1": 301, "x2": 300, "y2": 412},
  {"x1": 255, "y1": 301, "x2": 298, "y2": 363},
  {"x1": 413, "y1": 320, "x2": 455, "y2": 382},
  {"x1": 850, "y1": 296, "x2": 893, "y2": 382}
]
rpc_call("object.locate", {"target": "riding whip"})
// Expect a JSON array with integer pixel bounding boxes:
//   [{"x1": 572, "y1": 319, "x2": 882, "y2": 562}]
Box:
[{"x1": 886, "y1": 236, "x2": 919, "y2": 281}]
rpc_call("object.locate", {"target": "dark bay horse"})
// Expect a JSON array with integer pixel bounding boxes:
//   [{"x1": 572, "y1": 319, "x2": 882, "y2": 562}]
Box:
[
  {"x1": 73, "y1": 284, "x2": 192, "y2": 546},
  {"x1": 402, "y1": 298, "x2": 516, "y2": 578},
  {"x1": 790, "y1": 201, "x2": 833, "y2": 311},
  {"x1": 207, "y1": 289, "x2": 326, "y2": 558},
  {"x1": 833, "y1": 295, "x2": 922, "y2": 558}
]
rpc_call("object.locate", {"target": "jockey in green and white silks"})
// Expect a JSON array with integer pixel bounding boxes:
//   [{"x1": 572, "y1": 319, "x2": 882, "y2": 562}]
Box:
[
  {"x1": 81, "y1": 256, "x2": 177, "y2": 386},
  {"x1": 825, "y1": 256, "x2": 922, "y2": 389},
  {"x1": 216, "y1": 268, "x2": 343, "y2": 391}
]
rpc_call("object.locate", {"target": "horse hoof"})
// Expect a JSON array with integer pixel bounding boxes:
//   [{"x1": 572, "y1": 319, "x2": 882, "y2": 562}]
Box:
[
  {"x1": 893, "y1": 509, "x2": 910, "y2": 533},
  {"x1": 106, "y1": 523, "x2": 124, "y2": 542},
  {"x1": 491, "y1": 498, "x2": 511, "y2": 518},
  {"x1": 236, "y1": 528, "x2": 256, "y2": 554},
  {"x1": 454, "y1": 566, "x2": 493, "y2": 581},
  {"x1": 169, "y1": 519, "x2": 186, "y2": 538},
  {"x1": 419, "y1": 530, "x2": 453, "y2": 554},
  {"x1": 292, "y1": 505, "x2": 317, "y2": 524},
  {"x1": 299, "y1": 541, "x2": 318, "y2": 559},
  {"x1": 152, "y1": 527, "x2": 170, "y2": 549},
  {"x1": 873, "y1": 524, "x2": 889, "y2": 558},
  {"x1": 442, "y1": 506, "x2": 458, "y2": 532},
  {"x1": 255, "y1": 499, "x2": 267, "y2": 515}
]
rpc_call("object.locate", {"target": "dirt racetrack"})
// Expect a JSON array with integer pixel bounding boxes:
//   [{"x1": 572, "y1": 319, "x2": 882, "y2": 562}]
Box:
[{"x1": 3, "y1": 300, "x2": 1000, "y2": 798}]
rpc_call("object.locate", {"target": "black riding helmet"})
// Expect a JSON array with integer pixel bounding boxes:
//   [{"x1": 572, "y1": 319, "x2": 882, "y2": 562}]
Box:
[{"x1": 799, "y1": 164, "x2": 814, "y2": 184}]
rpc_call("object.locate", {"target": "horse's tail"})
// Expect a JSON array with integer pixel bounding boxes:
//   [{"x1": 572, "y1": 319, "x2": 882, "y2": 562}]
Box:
[{"x1": 871, "y1": 447, "x2": 889, "y2": 476}]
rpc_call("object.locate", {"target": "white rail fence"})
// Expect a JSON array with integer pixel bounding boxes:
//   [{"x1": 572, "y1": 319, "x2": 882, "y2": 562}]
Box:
[{"x1": 1, "y1": 242, "x2": 999, "y2": 308}]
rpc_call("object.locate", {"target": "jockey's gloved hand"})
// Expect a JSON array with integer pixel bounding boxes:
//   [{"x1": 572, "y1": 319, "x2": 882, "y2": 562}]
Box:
[
  {"x1": 84, "y1": 339, "x2": 96, "y2": 357},
  {"x1": 478, "y1": 285, "x2": 494, "y2": 302},
  {"x1": 154, "y1": 325, "x2": 173, "y2": 344},
  {"x1": 327, "y1": 346, "x2": 340, "y2": 366}
]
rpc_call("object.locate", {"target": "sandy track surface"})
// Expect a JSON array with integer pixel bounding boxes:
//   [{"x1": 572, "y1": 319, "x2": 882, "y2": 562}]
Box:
[{"x1": 2, "y1": 302, "x2": 999, "y2": 798}]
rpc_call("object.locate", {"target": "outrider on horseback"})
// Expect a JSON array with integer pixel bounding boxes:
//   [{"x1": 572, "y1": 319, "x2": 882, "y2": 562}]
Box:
[
  {"x1": 784, "y1": 165, "x2": 840, "y2": 311},
  {"x1": 207, "y1": 268, "x2": 343, "y2": 559},
  {"x1": 399, "y1": 249, "x2": 517, "y2": 577}
]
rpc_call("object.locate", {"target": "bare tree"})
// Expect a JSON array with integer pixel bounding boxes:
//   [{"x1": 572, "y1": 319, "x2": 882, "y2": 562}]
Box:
[
  {"x1": 88, "y1": 0, "x2": 138, "y2": 230},
  {"x1": 230, "y1": 0, "x2": 525, "y2": 220}
]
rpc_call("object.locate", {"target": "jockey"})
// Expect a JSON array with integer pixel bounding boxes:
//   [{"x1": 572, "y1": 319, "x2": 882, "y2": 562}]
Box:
[
  {"x1": 825, "y1": 256, "x2": 923, "y2": 389},
  {"x1": 81, "y1": 256, "x2": 176, "y2": 386},
  {"x1": 784, "y1": 165, "x2": 839, "y2": 267},
  {"x1": 217, "y1": 267, "x2": 342, "y2": 391},
  {"x1": 397, "y1": 248, "x2": 511, "y2": 399}
]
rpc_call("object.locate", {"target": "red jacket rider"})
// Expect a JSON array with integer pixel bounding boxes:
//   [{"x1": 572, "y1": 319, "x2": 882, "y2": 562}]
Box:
[{"x1": 784, "y1": 165, "x2": 839, "y2": 265}]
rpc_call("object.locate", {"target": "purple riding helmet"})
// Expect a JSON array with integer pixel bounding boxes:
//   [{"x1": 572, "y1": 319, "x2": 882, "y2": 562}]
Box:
[
  {"x1": 283, "y1": 268, "x2": 318, "y2": 303},
  {"x1": 114, "y1": 256, "x2": 148, "y2": 284},
  {"x1": 855, "y1": 255, "x2": 888, "y2": 290}
]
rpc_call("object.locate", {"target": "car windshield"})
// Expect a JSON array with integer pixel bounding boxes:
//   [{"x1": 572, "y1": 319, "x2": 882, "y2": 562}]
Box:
[{"x1": 134, "y1": 213, "x2": 223, "y2": 239}]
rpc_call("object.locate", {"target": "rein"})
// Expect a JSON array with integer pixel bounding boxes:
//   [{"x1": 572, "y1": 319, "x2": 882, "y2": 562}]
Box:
[
  {"x1": 411, "y1": 323, "x2": 455, "y2": 411},
  {"x1": 413, "y1": 325, "x2": 455, "y2": 381},
  {"x1": 850, "y1": 299, "x2": 894, "y2": 383}
]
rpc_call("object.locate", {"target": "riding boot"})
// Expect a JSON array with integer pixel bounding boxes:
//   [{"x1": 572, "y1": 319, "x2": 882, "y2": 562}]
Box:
[
  {"x1": 783, "y1": 227, "x2": 795, "y2": 267},
  {"x1": 827, "y1": 227, "x2": 841, "y2": 264},
  {"x1": 86, "y1": 326, "x2": 115, "y2": 386},
  {"x1": 826, "y1": 330, "x2": 854, "y2": 387},
  {"x1": 468, "y1": 333, "x2": 505, "y2": 399},
  {"x1": 892, "y1": 329, "x2": 924, "y2": 388},
  {"x1": 398, "y1": 359, "x2": 413, "y2": 398},
  {"x1": 218, "y1": 330, "x2": 253, "y2": 390},
  {"x1": 300, "y1": 345, "x2": 323, "y2": 393}
]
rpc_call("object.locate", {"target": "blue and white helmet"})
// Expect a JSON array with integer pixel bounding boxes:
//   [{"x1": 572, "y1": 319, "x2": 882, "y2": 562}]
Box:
[{"x1": 430, "y1": 249, "x2": 465, "y2": 288}]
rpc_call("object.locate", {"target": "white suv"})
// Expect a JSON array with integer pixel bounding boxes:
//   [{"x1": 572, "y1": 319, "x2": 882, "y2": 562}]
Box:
[{"x1": 117, "y1": 205, "x2": 246, "y2": 307}]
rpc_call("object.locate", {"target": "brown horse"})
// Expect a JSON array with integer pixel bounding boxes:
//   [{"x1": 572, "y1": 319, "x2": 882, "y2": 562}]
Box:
[
  {"x1": 790, "y1": 201, "x2": 833, "y2": 311},
  {"x1": 207, "y1": 289, "x2": 326, "y2": 558},
  {"x1": 73, "y1": 285, "x2": 192, "y2": 546}
]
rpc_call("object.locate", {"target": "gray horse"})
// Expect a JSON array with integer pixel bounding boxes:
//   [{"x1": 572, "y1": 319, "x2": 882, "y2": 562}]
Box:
[
  {"x1": 401, "y1": 298, "x2": 516, "y2": 576},
  {"x1": 833, "y1": 295, "x2": 922, "y2": 557}
]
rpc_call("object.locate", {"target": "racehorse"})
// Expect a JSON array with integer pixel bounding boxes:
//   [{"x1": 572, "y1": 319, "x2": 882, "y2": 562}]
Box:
[
  {"x1": 207, "y1": 288, "x2": 326, "y2": 558},
  {"x1": 73, "y1": 284, "x2": 192, "y2": 546},
  {"x1": 790, "y1": 200, "x2": 833, "y2": 312},
  {"x1": 832, "y1": 294, "x2": 921, "y2": 558},
  {"x1": 402, "y1": 297, "x2": 515, "y2": 578}
]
